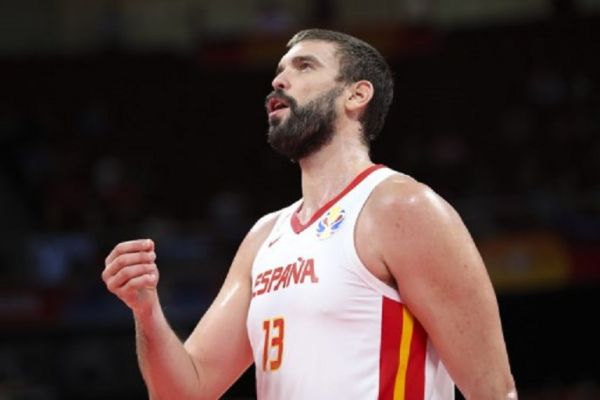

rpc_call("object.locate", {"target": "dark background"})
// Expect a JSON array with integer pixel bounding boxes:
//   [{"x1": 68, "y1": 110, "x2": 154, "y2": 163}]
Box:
[{"x1": 1, "y1": 0, "x2": 599, "y2": 399}]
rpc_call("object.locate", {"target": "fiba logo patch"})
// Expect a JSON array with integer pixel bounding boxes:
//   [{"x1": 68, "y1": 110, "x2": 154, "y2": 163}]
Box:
[{"x1": 316, "y1": 205, "x2": 346, "y2": 240}]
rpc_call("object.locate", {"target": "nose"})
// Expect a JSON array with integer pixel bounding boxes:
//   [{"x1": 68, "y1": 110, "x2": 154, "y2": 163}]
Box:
[{"x1": 271, "y1": 71, "x2": 290, "y2": 91}]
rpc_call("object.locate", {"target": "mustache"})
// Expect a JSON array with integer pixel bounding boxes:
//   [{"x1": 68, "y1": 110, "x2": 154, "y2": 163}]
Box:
[{"x1": 265, "y1": 89, "x2": 298, "y2": 110}]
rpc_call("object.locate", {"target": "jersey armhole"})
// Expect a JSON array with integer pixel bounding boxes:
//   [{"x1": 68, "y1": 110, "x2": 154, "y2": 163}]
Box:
[
  {"x1": 344, "y1": 174, "x2": 403, "y2": 302},
  {"x1": 255, "y1": 199, "x2": 303, "y2": 255}
]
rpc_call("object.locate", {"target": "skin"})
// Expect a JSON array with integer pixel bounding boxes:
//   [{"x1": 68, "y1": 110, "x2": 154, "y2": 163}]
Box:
[{"x1": 102, "y1": 40, "x2": 516, "y2": 399}]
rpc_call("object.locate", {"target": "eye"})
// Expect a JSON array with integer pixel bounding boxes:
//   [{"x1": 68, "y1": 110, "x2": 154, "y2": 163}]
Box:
[{"x1": 299, "y1": 62, "x2": 313, "y2": 71}]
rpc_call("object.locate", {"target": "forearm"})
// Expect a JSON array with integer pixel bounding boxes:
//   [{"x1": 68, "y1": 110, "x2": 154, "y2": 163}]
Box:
[
  {"x1": 460, "y1": 376, "x2": 517, "y2": 400},
  {"x1": 103, "y1": 238, "x2": 256, "y2": 400},
  {"x1": 134, "y1": 301, "x2": 202, "y2": 400}
]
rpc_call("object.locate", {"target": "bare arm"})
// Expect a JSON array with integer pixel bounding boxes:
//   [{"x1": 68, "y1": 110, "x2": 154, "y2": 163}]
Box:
[
  {"x1": 102, "y1": 213, "x2": 278, "y2": 400},
  {"x1": 362, "y1": 178, "x2": 516, "y2": 399}
]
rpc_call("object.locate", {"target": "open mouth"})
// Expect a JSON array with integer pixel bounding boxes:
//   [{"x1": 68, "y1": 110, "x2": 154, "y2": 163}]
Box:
[{"x1": 267, "y1": 97, "x2": 290, "y2": 115}]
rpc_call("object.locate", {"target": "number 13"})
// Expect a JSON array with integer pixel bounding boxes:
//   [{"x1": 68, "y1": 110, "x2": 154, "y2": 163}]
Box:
[{"x1": 262, "y1": 317, "x2": 284, "y2": 371}]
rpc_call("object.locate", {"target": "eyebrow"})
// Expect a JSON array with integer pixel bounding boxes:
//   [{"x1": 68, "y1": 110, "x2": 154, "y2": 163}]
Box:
[{"x1": 275, "y1": 55, "x2": 322, "y2": 75}]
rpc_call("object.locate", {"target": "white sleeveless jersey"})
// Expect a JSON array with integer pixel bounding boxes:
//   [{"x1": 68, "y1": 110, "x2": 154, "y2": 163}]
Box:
[{"x1": 246, "y1": 165, "x2": 454, "y2": 400}]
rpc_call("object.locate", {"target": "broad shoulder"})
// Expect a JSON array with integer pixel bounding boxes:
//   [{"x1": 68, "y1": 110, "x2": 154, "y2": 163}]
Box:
[
  {"x1": 243, "y1": 209, "x2": 282, "y2": 250},
  {"x1": 366, "y1": 173, "x2": 459, "y2": 231},
  {"x1": 360, "y1": 173, "x2": 468, "y2": 277},
  {"x1": 222, "y1": 208, "x2": 283, "y2": 281}
]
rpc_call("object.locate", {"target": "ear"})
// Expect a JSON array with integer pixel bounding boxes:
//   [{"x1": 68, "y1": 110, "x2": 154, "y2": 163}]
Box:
[{"x1": 345, "y1": 80, "x2": 374, "y2": 113}]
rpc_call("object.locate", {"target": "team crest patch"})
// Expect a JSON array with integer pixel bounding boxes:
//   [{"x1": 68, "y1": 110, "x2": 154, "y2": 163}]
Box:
[{"x1": 316, "y1": 205, "x2": 346, "y2": 240}]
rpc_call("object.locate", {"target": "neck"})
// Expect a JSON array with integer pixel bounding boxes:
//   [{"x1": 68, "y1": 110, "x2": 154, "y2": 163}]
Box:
[{"x1": 296, "y1": 128, "x2": 373, "y2": 223}]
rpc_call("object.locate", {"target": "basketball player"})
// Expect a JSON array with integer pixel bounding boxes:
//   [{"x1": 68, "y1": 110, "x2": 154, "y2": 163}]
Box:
[{"x1": 102, "y1": 29, "x2": 517, "y2": 399}]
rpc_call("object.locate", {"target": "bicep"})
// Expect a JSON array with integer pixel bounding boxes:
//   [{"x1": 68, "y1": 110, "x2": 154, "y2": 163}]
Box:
[
  {"x1": 183, "y1": 268, "x2": 254, "y2": 398},
  {"x1": 182, "y1": 212, "x2": 279, "y2": 398},
  {"x1": 382, "y1": 188, "x2": 510, "y2": 395}
]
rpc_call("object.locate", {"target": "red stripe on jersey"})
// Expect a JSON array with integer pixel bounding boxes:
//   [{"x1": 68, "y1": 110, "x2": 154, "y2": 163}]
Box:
[
  {"x1": 291, "y1": 164, "x2": 385, "y2": 233},
  {"x1": 379, "y1": 297, "x2": 403, "y2": 400},
  {"x1": 405, "y1": 316, "x2": 427, "y2": 400}
]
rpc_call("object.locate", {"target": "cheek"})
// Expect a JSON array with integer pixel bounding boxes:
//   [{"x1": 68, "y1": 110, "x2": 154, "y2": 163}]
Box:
[
  {"x1": 293, "y1": 89, "x2": 318, "y2": 108},
  {"x1": 290, "y1": 78, "x2": 329, "y2": 102}
]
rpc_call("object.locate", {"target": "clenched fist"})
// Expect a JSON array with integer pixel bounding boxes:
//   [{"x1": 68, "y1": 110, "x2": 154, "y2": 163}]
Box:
[{"x1": 102, "y1": 239, "x2": 160, "y2": 314}]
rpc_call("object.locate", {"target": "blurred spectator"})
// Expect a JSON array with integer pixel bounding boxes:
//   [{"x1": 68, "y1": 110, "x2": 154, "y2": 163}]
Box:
[{"x1": 256, "y1": 0, "x2": 294, "y2": 33}]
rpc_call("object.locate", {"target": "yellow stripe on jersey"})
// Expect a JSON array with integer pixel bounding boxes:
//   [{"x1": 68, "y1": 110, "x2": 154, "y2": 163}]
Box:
[{"x1": 393, "y1": 307, "x2": 415, "y2": 400}]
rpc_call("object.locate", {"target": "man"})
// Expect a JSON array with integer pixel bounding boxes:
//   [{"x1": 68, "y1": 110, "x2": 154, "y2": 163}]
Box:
[{"x1": 102, "y1": 29, "x2": 517, "y2": 399}]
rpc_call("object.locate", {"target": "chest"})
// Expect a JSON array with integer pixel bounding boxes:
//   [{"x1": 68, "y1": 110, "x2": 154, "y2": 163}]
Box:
[{"x1": 250, "y1": 220, "x2": 360, "y2": 319}]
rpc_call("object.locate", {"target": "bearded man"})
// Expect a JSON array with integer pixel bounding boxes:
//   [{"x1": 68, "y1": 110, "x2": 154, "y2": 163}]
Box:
[{"x1": 102, "y1": 29, "x2": 517, "y2": 400}]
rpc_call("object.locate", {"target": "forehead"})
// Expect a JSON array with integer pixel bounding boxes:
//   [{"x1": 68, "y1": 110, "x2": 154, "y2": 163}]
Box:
[{"x1": 278, "y1": 40, "x2": 340, "y2": 70}]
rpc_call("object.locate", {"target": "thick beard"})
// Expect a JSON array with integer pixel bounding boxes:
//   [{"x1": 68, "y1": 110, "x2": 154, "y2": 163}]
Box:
[{"x1": 267, "y1": 86, "x2": 343, "y2": 161}]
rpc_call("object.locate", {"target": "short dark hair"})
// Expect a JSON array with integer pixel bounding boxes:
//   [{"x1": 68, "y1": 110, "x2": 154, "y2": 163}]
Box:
[{"x1": 287, "y1": 29, "x2": 394, "y2": 144}]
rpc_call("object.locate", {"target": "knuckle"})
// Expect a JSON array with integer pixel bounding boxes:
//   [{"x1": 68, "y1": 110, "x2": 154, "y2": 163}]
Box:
[
  {"x1": 119, "y1": 265, "x2": 135, "y2": 281},
  {"x1": 114, "y1": 255, "x2": 128, "y2": 270},
  {"x1": 122, "y1": 277, "x2": 139, "y2": 291},
  {"x1": 143, "y1": 252, "x2": 154, "y2": 263},
  {"x1": 106, "y1": 279, "x2": 117, "y2": 292}
]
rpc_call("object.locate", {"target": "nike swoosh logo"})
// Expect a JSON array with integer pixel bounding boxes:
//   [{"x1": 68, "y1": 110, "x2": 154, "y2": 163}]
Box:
[{"x1": 268, "y1": 235, "x2": 282, "y2": 247}]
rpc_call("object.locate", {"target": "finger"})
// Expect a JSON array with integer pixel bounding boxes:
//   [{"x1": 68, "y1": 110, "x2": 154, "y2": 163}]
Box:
[
  {"x1": 106, "y1": 263, "x2": 157, "y2": 292},
  {"x1": 102, "y1": 251, "x2": 156, "y2": 281},
  {"x1": 120, "y1": 272, "x2": 159, "y2": 295},
  {"x1": 105, "y1": 239, "x2": 154, "y2": 266}
]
